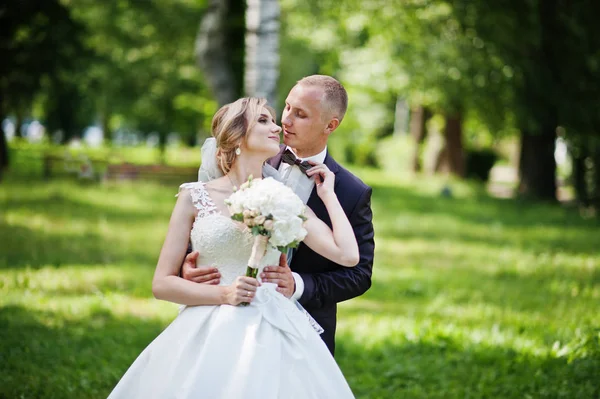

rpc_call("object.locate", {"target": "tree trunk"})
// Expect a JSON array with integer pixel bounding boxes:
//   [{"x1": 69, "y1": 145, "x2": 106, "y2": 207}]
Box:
[
  {"x1": 0, "y1": 94, "x2": 8, "y2": 181},
  {"x1": 101, "y1": 110, "x2": 112, "y2": 144},
  {"x1": 158, "y1": 132, "x2": 167, "y2": 165},
  {"x1": 438, "y1": 113, "x2": 465, "y2": 177},
  {"x1": 515, "y1": 0, "x2": 558, "y2": 201},
  {"x1": 591, "y1": 141, "x2": 600, "y2": 206},
  {"x1": 15, "y1": 108, "x2": 24, "y2": 138},
  {"x1": 573, "y1": 152, "x2": 588, "y2": 205},
  {"x1": 195, "y1": 0, "x2": 238, "y2": 106},
  {"x1": 571, "y1": 143, "x2": 589, "y2": 206},
  {"x1": 518, "y1": 128, "x2": 557, "y2": 200},
  {"x1": 244, "y1": 0, "x2": 280, "y2": 105},
  {"x1": 409, "y1": 106, "x2": 429, "y2": 172},
  {"x1": 0, "y1": 123, "x2": 7, "y2": 181}
]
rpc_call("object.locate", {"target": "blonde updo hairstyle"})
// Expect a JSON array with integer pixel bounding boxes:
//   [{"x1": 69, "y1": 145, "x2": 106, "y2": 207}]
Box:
[{"x1": 211, "y1": 97, "x2": 275, "y2": 174}]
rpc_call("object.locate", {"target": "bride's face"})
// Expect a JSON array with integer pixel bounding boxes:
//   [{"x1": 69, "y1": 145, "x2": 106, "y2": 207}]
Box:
[{"x1": 243, "y1": 106, "x2": 282, "y2": 158}]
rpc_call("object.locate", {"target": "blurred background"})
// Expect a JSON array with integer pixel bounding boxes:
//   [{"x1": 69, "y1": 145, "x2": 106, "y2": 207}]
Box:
[{"x1": 1, "y1": 1, "x2": 599, "y2": 398}]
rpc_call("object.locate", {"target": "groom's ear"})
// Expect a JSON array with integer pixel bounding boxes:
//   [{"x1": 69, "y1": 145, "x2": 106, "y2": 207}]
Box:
[{"x1": 324, "y1": 118, "x2": 340, "y2": 135}]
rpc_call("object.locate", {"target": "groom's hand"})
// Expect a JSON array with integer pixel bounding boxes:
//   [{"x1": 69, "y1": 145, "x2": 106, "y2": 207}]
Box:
[
  {"x1": 261, "y1": 253, "x2": 295, "y2": 298},
  {"x1": 181, "y1": 251, "x2": 221, "y2": 284}
]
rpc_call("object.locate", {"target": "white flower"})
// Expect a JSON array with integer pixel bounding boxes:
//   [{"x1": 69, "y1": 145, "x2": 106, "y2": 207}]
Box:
[{"x1": 226, "y1": 177, "x2": 307, "y2": 250}]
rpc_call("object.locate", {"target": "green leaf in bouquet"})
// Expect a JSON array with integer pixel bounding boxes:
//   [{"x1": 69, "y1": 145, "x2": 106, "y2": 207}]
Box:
[
  {"x1": 276, "y1": 246, "x2": 287, "y2": 253},
  {"x1": 231, "y1": 214, "x2": 244, "y2": 222},
  {"x1": 276, "y1": 240, "x2": 301, "y2": 253}
]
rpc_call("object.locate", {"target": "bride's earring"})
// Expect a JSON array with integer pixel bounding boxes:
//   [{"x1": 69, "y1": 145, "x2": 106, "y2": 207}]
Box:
[{"x1": 235, "y1": 147, "x2": 241, "y2": 156}]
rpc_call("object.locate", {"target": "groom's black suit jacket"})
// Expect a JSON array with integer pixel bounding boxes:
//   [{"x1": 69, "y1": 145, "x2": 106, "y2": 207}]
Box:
[{"x1": 268, "y1": 146, "x2": 375, "y2": 355}]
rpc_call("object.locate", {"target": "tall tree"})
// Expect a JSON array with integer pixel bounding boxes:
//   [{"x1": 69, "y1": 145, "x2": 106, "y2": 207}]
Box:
[
  {"x1": 67, "y1": 0, "x2": 208, "y2": 153},
  {"x1": 196, "y1": 0, "x2": 246, "y2": 106},
  {"x1": 244, "y1": 0, "x2": 280, "y2": 105},
  {"x1": 0, "y1": 0, "x2": 85, "y2": 178},
  {"x1": 409, "y1": 106, "x2": 431, "y2": 172},
  {"x1": 452, "y1": 0, "x2": 600, "y2": 200}
]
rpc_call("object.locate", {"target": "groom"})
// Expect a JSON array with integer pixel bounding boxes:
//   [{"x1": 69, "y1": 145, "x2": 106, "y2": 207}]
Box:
[{"x1": 182, "y1": 75, "x2": 375, "y2": 355}]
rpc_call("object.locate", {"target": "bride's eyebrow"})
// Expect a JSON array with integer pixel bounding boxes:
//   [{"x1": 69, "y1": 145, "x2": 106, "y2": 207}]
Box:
[{"x1": 258, "y1": 113, "x2": 277, "y2": 123}]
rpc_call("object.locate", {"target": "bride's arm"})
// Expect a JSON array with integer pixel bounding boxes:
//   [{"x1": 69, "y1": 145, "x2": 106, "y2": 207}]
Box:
[
  {"x1": 301, "y1": 164, "x2": 359, "y2": 267},
  {"x1": 152, "y1": 188, "x2": 259, "y2": 305}
]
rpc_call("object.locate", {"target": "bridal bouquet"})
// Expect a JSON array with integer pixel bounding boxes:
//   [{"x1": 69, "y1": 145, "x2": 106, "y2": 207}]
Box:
[{"x1": 225, "y1": 176, "x2": 307, "y2": 281}]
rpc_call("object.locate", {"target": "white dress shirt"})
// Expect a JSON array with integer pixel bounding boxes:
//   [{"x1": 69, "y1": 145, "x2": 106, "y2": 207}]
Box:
[{"x1": 278, "y1": 146, "x2": 327, "y2": 301}]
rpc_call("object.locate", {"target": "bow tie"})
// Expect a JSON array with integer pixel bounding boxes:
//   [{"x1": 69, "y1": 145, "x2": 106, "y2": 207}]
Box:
[{"x1": 281, "y1": 149, "x2": 312, "y2": 175}]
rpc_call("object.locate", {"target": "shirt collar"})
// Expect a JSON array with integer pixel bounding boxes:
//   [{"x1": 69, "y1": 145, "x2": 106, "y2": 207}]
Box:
[{"x1": 285, "y1": 146, "x2": 327, "y2": 164}]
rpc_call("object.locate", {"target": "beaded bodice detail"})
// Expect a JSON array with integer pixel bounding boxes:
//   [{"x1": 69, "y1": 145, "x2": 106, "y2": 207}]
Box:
[{"x1": 179, "y1": 182, "x2": 280, "y2": 285}]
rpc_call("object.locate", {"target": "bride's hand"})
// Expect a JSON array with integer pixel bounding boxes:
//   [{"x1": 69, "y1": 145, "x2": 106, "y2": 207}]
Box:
[
  {"x1": 306, "y1": 162, "x2": 335, "y2": 199},
  {"x1": 224, "y1": 276, "x2": 260, "y2": 305}
]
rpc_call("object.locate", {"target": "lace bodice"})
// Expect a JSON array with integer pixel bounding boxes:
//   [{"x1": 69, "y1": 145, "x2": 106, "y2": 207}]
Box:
[{"x1": 179, "y1": 182, "x2": 281, "y2": 285}]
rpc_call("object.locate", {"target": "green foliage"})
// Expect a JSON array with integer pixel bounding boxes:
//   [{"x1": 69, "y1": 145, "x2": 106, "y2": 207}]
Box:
[
  {"x1": 0, "y1": 0, "x2": 87, "y2": 113},
  {"x1": 1, "y1": 166, "x2": 599, "y2": 398},
  {"x1": 1, "y1": 0, "x2": 212, "y2": 150},
  {"x1": 450, "y1": 0, "x2": 600, "y2": 135},
  {"x1": 68, "y1": 0, "x2": 210, "y2": 143},
  {"x1": 375, "y1": 135, "x2": 416, "y2": 174},
  {"x1": 344, "y1": 139, "x2": 379, "y2": 168}
]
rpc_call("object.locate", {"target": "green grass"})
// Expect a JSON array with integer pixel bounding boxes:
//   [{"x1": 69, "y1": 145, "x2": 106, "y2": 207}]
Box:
[{"x1": 1, "y1": 170, "x2": 599, "y2": 398}]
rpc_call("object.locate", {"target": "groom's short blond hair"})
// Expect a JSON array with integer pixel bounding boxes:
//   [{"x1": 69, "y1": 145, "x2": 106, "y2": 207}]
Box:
[{"x1": 297, "y1": 75, "x2": 348, "y2": 123}]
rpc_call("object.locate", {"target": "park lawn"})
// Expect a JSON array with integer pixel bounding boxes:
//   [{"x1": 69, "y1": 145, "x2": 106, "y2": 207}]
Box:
[{"x1": 0, "y1": 170, "x2": 599, "y2": 399}]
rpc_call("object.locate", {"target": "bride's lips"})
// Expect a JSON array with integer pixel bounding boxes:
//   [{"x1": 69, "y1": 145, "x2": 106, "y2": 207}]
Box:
[{"x1": 268, "y1": 136, "x2": 280, "y2": 142}]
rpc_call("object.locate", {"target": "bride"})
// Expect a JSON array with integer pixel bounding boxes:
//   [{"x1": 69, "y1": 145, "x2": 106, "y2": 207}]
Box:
[{"x1": 107, "y1": 97, "x2": 358, "y2": 399}]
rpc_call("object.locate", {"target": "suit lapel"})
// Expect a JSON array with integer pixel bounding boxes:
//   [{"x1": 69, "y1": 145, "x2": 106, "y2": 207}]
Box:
[
  {"x1": 291, "y1": 152, "x2": 341, "y2": 267},
  {"x1": 306, "y1": 152, "x2": 340, "y2": 221}
]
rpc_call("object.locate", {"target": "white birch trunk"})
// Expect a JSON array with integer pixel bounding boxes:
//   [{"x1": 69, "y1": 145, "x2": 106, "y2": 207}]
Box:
[{"x1": 244, "y1": 0, "x2": 280, "y2": 105}]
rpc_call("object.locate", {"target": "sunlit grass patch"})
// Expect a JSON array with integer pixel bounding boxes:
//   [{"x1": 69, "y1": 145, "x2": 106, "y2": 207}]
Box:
[{"x1": 1, "y1": 170, "x2": 599, "y2": 398}]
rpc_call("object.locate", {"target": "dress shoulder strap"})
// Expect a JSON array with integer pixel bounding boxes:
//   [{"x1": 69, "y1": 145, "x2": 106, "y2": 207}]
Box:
[{"x1": 178, "y1": 182, "x2": 218, "y2": 218}]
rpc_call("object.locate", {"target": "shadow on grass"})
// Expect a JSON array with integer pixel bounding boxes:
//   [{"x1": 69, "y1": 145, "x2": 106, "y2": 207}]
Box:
[
  {"x1": 349, "y1": 255, "x2": 599, "y2": 325},
  {"x1": 336, "y1": 332, "x2": 600, "y2": 399},
  {"x1": 0, "y1": 182, "x2": 172, "y2": 270},
  {"x1": 0, "y1": 221, "x2": 159, "y2": 270},
  {"x1": 0, "y1": 305, "x2": 167, "y2": 399},
  {"x1": 1, "y1": 193, "x2": 166, "y2": 223},
  {"x1": 371, "y1": 182, "x2": 596, "y2": 228},
  {"x1": 371, "y1": 183, "x2": 599, "y2": 256}
]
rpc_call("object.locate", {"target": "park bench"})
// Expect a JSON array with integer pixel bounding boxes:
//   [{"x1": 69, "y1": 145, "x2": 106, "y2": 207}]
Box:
[
  {"x1": 104, "y1": 163, "x2": 198, "y2": 184},
  {"x1": 42, "y1": 153, "x2": 198, "y2": 184},
  {"x1": 43, "y1": 153, "x2": 108, "y2": 180}
]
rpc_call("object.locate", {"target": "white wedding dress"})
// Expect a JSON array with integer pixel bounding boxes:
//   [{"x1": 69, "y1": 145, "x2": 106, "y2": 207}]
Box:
[{"x1": 107, "y1": 182, "x2": 355, "y2": 399}]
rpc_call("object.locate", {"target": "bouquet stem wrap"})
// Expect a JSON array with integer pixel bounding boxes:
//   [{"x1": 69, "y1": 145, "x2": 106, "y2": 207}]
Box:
[
  {"x1": 246, "y1": 235, "x2": 268, "y2": 278},
  {"x1": 241, "y1": 235, "x2": 268, "y2": 306}
]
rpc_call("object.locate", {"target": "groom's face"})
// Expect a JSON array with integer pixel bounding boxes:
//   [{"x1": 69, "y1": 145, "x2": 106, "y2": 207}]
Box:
[{"x1": 281, "y1": 84, "x2": 329, "y2": 158}]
